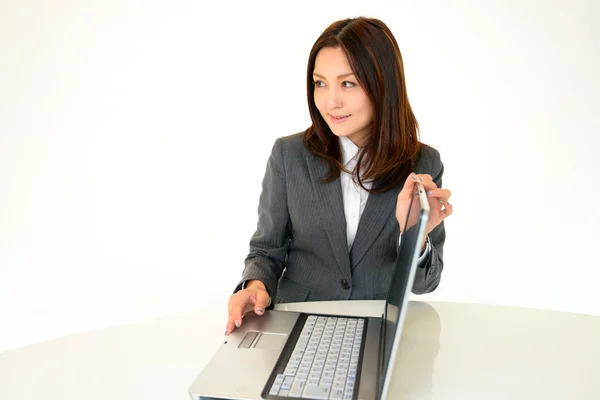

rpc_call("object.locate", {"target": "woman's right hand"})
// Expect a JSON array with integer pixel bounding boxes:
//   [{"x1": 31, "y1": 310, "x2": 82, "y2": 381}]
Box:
[{"x1": 225, "y1": 280, "x2": 270, "y2": 336}]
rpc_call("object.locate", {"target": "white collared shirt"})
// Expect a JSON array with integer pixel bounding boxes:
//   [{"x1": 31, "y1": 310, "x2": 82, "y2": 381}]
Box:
[{"x1": 339, "y1": 136, "x2": 372, "y2": 249}]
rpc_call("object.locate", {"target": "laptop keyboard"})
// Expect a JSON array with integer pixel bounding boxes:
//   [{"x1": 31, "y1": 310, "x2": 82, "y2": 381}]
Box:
[{"x1": 268, "y1": 315, "x2": 364, "y2": 399}]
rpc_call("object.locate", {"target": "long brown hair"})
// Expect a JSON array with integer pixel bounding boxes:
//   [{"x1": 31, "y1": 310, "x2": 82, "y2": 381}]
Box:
[{"x1": 303, "y1": 17, "x2": 421, "y2": 193}]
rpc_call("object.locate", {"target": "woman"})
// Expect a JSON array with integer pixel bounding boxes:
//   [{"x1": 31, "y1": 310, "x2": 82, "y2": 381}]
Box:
[{"x1": 225, "y1": 17, "x2": 453, "y2": 335}]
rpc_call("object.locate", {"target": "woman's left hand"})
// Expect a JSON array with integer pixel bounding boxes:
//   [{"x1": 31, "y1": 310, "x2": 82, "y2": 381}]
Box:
[{"x1": 395, "y1": 172, "x2": 453, "y2": 239}]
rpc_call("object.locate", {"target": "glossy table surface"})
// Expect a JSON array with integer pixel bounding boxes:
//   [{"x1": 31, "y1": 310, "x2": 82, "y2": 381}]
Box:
[{"x1": 1, "y1": 300, "x2": 599, "y2": 399}]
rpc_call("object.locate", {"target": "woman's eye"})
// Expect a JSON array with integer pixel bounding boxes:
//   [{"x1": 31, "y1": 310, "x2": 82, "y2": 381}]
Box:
[
  {"x1": 313, "y1": 80, "x2": 325, "y2": 87},
  {"x1": 342, "y1": 81, "x2": 356, "y2": 88}
]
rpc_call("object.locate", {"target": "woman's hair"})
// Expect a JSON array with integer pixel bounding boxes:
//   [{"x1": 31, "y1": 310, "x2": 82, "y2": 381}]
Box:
[{"x1": 303, "y1": 17, "x2": 421, "y2": 193}]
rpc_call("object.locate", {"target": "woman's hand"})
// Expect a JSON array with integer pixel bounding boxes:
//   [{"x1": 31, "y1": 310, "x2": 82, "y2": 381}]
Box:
[
  {"x1": 225, "y1": 280, "x2": 270, "y2": 336},
  {"x1": 395, "y1": 173, "x2": 453, "y2": 244}
]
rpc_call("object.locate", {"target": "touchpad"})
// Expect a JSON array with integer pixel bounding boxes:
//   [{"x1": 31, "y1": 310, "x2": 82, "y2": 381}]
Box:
[{"x1": 253, "y1": 333, "x2": 288, "y2": 350}]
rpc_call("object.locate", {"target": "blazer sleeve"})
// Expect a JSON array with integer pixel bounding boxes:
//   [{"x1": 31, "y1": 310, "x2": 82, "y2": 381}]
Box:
[
  {"x1": 234, "y1": 138, "x2": 291, "y2": 303},
  {"x1": 411, "y1": 148, "x2": 446, "y2": 294}
]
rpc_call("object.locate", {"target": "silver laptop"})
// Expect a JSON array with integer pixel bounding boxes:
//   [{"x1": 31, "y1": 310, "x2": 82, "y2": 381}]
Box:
[{"x1": 189, "y1": 182, "x2": 430, "y2": 400}]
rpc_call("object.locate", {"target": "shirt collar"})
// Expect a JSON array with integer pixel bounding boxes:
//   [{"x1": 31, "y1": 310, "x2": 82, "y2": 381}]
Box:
[{"x1": 339, "y1": 136, "x2": 360, "y2": 167}]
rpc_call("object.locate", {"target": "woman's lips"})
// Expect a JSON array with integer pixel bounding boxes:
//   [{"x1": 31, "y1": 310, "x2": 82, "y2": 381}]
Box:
[{"x1": 329, "y1": 114, "x2": 351, "y2": 124}]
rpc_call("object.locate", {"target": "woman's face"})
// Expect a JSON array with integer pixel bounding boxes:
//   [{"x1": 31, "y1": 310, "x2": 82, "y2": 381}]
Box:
[{"x1": 313, "y1": 46, "x2": 374, "y2": 147}]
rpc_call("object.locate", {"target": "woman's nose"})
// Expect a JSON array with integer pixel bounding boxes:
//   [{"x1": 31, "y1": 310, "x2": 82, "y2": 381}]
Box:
[{"x1": 327, "y1": 88, "x2": 342, "y2": 109}]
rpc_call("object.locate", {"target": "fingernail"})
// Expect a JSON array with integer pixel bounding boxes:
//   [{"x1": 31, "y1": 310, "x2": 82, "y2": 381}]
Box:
[
  {"x1": 419, "y1": 177, "x2": 423, "y2": 182},
  {"x1": 427, "y1": 191, "x2": 433, "y2": 195},
  {"x1": 256, "y1": 308, "x2": 264, "y2": 314},
  {"x1": 411, "y1": 176, "x2": 416, "y2": 181},
  {"x1": 224, "y1": 330, "x2": 228, "y2": 335},
  {"x1": 235, "y1": 320, "x2": 241, "y2": 328}
]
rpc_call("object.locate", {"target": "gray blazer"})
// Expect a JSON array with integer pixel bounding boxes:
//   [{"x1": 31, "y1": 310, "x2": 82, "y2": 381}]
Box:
[{"x1": 236, "y1": 133, "x2": 445, "y2": 305}]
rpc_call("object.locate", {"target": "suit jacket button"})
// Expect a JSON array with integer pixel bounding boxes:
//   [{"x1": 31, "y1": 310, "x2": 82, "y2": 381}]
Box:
[{"x1": 341, "y1": 279, "x2": 350, "y2": 290}]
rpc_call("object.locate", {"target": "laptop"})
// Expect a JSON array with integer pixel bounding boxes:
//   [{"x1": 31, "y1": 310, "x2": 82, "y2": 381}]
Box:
[{"x1": 189, "y1": 182, "x2": 430, "y2": 400}]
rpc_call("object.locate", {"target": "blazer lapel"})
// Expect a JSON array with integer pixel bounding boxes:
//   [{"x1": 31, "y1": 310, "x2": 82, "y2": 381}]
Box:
[
  {"x1": 349, "y1": 183, "x2": 401, "y2": 268},
  {"x1": 307, "y1": 154, "x2": 352, "y2": 280}
]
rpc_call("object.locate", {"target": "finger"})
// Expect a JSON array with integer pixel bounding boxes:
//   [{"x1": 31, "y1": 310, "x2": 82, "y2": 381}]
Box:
[
  {"x1": 254, "y1": 289, "x2": 270, "y2": 315},
  {"x1": 444, "y1": 201, "x2": 454, "y2": 217},
  {"x1": 433, "y1": 199, "x2": 453, "y2": 217},
  {"x1": 414, "y1": 174, "x2": 437, "y2": 190},
  {"x1": 231, "y1": 306, "x2": 244, "y2": 330},
  {"x1": 225, "y1": 314, "x2": 236, "y2": 336},
  {"x1": 225, "y1": 295, "x2": 236, "y2": 335},
  {"x1": 426, "y1": 188, "x2": 451, "y2": 203},
  {"x1": 226, "y1": 296, "x2": 245, "y2": 334},
  {"x1": 399, "y1": 173, "x2": 418, "y2": 199},
  {"x1": 242, "y1": 303, "x2": 254, "y2": 316}
]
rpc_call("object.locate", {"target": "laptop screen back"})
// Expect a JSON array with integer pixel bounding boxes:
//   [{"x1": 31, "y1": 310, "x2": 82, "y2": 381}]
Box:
[{"x1": 378, "y1": 183, "x2": 430, "y2": 398}]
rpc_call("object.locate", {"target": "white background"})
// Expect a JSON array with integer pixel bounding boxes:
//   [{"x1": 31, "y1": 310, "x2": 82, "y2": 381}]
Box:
[{"x1": 1, "y1": 0, "x2": 599, "y2": 354}]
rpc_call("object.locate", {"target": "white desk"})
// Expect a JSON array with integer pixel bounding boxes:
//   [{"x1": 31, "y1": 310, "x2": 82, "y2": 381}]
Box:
[{"x1": 1, "y1": 301, "x2": 599, "y2": 399}]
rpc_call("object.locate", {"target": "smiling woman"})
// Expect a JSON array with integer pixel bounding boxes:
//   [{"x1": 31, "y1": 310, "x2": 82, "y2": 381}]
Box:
[
  {"x1": 225, "y1": 16, "x2": 453, "y2": 336},
  {"x1": 304, "y1": 18, "x2": 421, "y2": 193},
  {"x1": 312, "y1": 47, "x2": 374, "y2": 146}
]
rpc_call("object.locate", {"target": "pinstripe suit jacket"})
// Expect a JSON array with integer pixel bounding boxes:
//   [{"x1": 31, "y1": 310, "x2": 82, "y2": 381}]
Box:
[{"x1": 236, "y1": 132, "x2": 445, "y2": 305}]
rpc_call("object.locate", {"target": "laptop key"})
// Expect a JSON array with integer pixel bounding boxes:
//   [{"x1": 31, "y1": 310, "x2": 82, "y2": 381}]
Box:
[
  {"x1": 330, "y1": 388, "x2": 344, "y2": 400},
  {"x1": 320, "y1": 377, "x2": 333, "y2": 385},
  {"x1": 321, "y1": 371, "x2": 334, "y2": 380},
  {"x1": 308, "y1": 378, "x2": 320, "y2": 385},
  {"x1": 302, "y1": 383, "x2": 331, "y2": 399},
  {"x1": 295, "y1": 337, "x2": 309, "y2": 350},
  {"x1": 296, "y1": 372, "x2": 309, "y2": 380},
  {"x1": 269, "y1": 374, "x2": 285, "y2": 395},
  {"x1": 289, "y1": 379, "x2": 306, "y2": 397},
  {"x1": 281, "y1": 376, "x2": 295, "y2": 390}
]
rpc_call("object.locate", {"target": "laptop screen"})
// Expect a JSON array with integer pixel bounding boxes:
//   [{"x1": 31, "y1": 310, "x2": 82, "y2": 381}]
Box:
[{"x1": 378, "y1": 182, "x2": 430, "y2": 397}]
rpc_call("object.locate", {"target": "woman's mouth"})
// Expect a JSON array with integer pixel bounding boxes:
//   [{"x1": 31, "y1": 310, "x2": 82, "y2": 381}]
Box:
[{"x1": 329, "y1": 114, "x2": 351, "y2": 124}]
